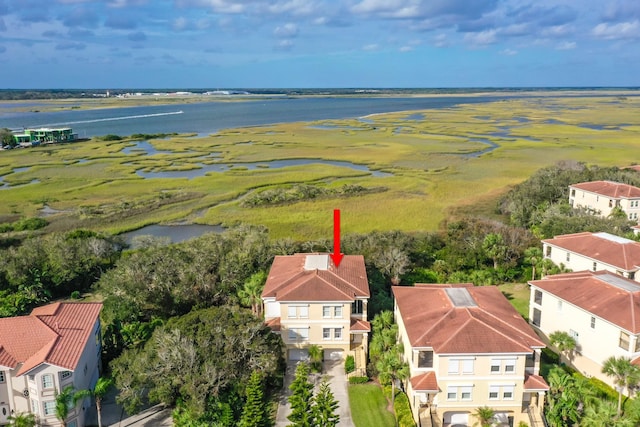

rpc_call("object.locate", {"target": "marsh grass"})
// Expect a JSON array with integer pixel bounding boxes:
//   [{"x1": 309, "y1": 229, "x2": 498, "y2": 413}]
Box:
[{"x1": 2, "y1": 96, "x2": 640, "y2": 239}]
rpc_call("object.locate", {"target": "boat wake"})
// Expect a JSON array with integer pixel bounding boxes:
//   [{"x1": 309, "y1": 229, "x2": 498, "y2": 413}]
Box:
[{"x1": 34, "y1": 111, "x2": 184, "y2": 127}]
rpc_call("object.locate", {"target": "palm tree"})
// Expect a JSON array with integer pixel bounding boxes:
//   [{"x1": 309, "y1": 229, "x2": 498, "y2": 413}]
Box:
[
  {"x1": 376, "y1": 345, "x2": 409, "y2": 413},
  {"x1": 474, "y1": 406, "x2": 495, "y2": 427},
  {"x1": 524, "y1": 247, "x2": 543, "y2": 280},
  {"x1": 55, "y1": 385, "x2": 91, "y2": 427},
  {"x1": 602, "y1": 356, "x2": 640, "y2": 417},
  {"x1": 91, "y1": 377, "x2": 114, "y2": 427},
  {"x1": 549, "y1": 330, "x2": 577, "y2": 363},
  {"x1": 582, "y1": 399, "x2": 635, "y2": 427},
  {"x1": 308, "y1": 344, "x2": 323, "y2": 373},
  {"x1": 7, "y1": 412, "x2": 36, "y2": 427},
  {"x1": 237, "y1": 271, "x2": 267, "y2": 316}
]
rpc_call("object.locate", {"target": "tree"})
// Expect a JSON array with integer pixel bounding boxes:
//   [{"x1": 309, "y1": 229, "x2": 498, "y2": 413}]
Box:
[
  {"x1": 91, "y1": 377, "x2": 114, "y2": 427},
  {"x1": 376, "y1": 345, "x2": 409, "y2": 411},
  {"x1": 7, "y1": 412, "x2": 36, "y2": 427},
  {"x1": 549, "y1": 330, "x2": 577, "y2": 363},
  {"x1": 474, "y1": 406, "x2": 495, "y2": 427},
  {"x1": 55, "y1": 385, "x2": 91, "y2": 427},
  {"x1": 237, "y1": 271, "x2": 267, "y2": 316},
  {"x1": 313, "y1": 378, "x2": 340, "y2": 427},
  {"x1": 0, "y1": 128, "x2": 15, "y2": 147},
  {"x1": 602, "y1": 356, "x2": 640, "y2": 417},
  {"x1": 524, "y1": 246, "x2": 543, "y2": 280},
  {"x1": 582, "y1": 399, "x2": 635, "y2": 427},
  {"x1": 483, "y1": 233, "x2": 509, "y2": 269},
  {"x1": 238, "y1": 371, "x2": 269, "y2": 427},
  {"x1": 288, "y1": 362, "x2": 315, "y2": 427},
  {"x1": 308, "y1": 344, "x2": 323, "y2": 373},
  {"x1": 375, "y1": 247, "x2": 410, "y2": 285}
]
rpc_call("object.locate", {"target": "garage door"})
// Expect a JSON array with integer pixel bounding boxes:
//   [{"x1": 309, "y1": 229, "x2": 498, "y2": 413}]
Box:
[
  {"x1": 289, "y1": 349, "x2": 309, "y2": 361},
  {"x1": 493, "y1": 412, "x2": 511, "y2": 426},
  {"x1": 324, "y1": 349, "x2": 344, "y2": 361},
  {"x1": 444, "y1": 411, "x2": 469, "y2": 427}
]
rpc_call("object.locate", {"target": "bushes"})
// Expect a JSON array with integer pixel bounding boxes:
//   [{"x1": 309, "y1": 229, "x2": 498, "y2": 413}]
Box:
[
  {"x1": 345, "y1": 355, "x2": 355, "y2": 374},
  {"x1": 393, "y1": 390, "x2": 416, "y2": 427},
  {"x1": 348, "y1": 376, "x2": 368, "y2": 384},
  {"x1": 0, "y1": 217, "x2": 48, "y2": 233}
]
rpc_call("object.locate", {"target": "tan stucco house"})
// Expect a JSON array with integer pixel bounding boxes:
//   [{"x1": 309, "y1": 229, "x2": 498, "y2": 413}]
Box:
[
  {"x1": 393, "y1": 284, "x2": 547, "y2": 427},
  {"x1": 529, "y1": 270, "x2": 640, "y2": 392},
  {"x1": 261, "y1": 253, "x2": 370, "y2": 372},
  {"x1": 542, "y1": 232, "x2": 640, "y2": 281},
  {"x1": 569, "y1": 180, "x2": 640, "y2": 221},
  {"x1": 0, "y1": 302, "x2": 103, "y2": 427}
]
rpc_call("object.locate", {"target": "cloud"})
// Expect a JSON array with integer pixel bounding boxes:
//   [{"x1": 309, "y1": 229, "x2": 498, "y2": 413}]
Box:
[
  {"x1": 61, "y1": 7, "x2": 99, "y2": 28},
  {"x1": 175, "y1": 0, "x2": 245, "y2": 14},
  {"x1": 266, "y1": 0, "x2": 318, "y2": 16},
  {"x1": 274, "y1": 23, "x2": 298, "y2": 38},
  {"x1": 399, "y1": 45, "x2": 413, "y2": 52},
  {"x1": 162, "y1": 54, "x2": 182, "y2": 64},
  {"x1": 55, "y1": 41, "x2": 86, "y2": 50},
  {"x1": 556, "y1": 41, "x2": 576, "y2": 50},
  {"x1": 275, "y1": 39, "x2": 294, "y2": 50},
  {"x1": 105, "y1": 14, "x2": 137, "y2": 29},
  {"x1": 603, "y1": 1, "x2": 640, "y2": 22},
  {"x1": 107, "y1": 0, "x2": 148, "y2": 8},
  {"x1": 433, "y1": 33, "x2": 450, "y2": 47},
  {"x1": 508, "y1": 4, "x2": 577, "y2": 27},
  {"x1": 42, "y1": 30, "x2": 63, "y2": 38},
  {"x1": 464, "y1": 29, "x2": 497, "y2": 47},
  {"x1": 592, "y1": 20, "x2": 640, "y2": 40},
  {"x1": 351, "y1": 0, "x2": 498, "y2": 21},
  {"x1": 173, "y1": 17, "x2": 190, "y2": 31},
  {"x1": 362, "y1": 43, "x2": 379, "y2": 51},
  {"x1": 69, "y1": 29, "x2": 94, "y2": 38},
  {"x1": 500, "y1": 48, "x2": 517, "y2": 55},
  {"x1": 128, "y1": 31, "x2": 147, "y2": 41}
]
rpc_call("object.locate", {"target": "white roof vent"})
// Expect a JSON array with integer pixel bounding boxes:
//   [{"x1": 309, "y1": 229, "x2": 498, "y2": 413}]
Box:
[{"x1": 304, "y1": 254, "x2": 329, "y2": 271}]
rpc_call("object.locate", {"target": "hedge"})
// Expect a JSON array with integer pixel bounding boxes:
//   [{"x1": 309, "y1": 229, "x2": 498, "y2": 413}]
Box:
[{"x1": 348, "y1": 376, "x2": 369, "y2": 384}]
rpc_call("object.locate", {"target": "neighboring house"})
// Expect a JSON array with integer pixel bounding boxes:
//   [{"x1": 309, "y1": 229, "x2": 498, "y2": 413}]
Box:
[
  {"x1": 261, "y1": 253, "x2": 370, "y2": 371},
  {"x1": 393, "y1": 284, "x2": 547, "y2": 427},
  {"x1": 529, "y1": 270, "x2": 640, "y2": 391},
  {"x1": 0, "y1": 302, "x2": 103, "y2": 427},
  {"x1": 542, "y1": 232, "x2": 640, "y2": 281},
  {"x1": 568, "y1": 180, "x2": 640, "y2": 221}
]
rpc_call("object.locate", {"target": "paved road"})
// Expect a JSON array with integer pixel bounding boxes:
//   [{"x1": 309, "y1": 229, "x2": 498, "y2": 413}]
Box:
[{"x1": 275, "y1": 360, "x2": 354, "y2": 427}]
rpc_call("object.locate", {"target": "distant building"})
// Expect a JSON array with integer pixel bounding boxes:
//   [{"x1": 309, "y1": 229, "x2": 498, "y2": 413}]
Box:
[
  {"x1": 569, "y1": 180, "x2": 640, "y2": 221},
  {"x1": 11, "y1": 128, "x2": 78, "y2": 145},
  {"x1": 0, "y1": 302, "x2": 102, "y2": 427}
]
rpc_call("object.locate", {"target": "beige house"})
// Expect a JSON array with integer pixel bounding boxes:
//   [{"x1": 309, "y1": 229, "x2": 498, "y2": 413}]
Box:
[
  {"x1": 393, "y1": 284, "x2": 547, "y2": 427},
  {"x1": 569, "y1": 180, "x2": 640, "y2": 221},
  {"x1": 261, "y1": 253, "x2": 370, "y2": 371},
  {"x1": 542, "y1": 232, "x2": 640, "y2": 281},
  {"x1": 0, "y1": 302, "x2": 103, "y2": 427},
  {"x1": 529, "y1": 271, "x2": 640, "y2": 391}
]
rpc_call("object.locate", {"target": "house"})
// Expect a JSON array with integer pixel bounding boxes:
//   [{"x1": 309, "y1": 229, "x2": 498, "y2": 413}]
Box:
[
  {"x1": 542, "y1": 232, "x2": 640, "y2": 281},
  {"x1": 529, "y1": 270, "x2": 640, "y2": 391},
  {"x1": 261, "y1": 253, "x2": 370, "y2": 371},
  {"x1": 568, "y1": 180, "x2": 640, "y2": 221},
  {"x1": 0, "y1": 302, "x2": 103, "y2": 427},
  {"x1": 393, "y1": 284, "x2": 547, "y2": 427}
]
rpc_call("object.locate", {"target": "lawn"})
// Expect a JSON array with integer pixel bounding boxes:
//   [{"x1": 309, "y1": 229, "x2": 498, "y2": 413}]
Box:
[
  {"x1": 498, "y1": 282, "x2": 531, "y2": 320},
  {"x1": 348, "y1": 383, "x2": 396, "y2": 427}
]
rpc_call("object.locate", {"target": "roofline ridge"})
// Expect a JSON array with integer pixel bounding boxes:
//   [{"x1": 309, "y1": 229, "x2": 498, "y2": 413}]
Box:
[
  {"x1": 436, "y1": 314, "x2": 473, "y2": 350},
  {"x1": 413, "y1": 307, "x2": 455, "y2": 345},
  {"x1": 470, "y1": 308, "x2": 541, "y2": 349}
]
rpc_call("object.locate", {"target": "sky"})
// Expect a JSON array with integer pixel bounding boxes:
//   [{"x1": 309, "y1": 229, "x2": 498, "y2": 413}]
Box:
[{"x1": 0, "y1": 0, "x2": 639, "y2": 88}]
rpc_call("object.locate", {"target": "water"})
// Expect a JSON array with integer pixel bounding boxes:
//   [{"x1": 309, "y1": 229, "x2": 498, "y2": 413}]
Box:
[
  {"x1": 0, "y1": 96, "x2": 502, "y2": 137},
  {"x1": 120, "y1": 224, "x2": 225, "y2": 245}
]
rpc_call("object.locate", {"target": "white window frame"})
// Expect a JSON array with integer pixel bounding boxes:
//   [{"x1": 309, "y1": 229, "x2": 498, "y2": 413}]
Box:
[
  {"x1": 334, "y1": 327, "x2": 342, "y2": 340},
  {"x1": 323, "y1": 328, "x2": 331, "y2": 340},
  {"x1": 460, "y1": 386, "x2": 473, "y2": 401},
  {"x1": 446, "y1": 386, "x2": 457, "y2": 401},
  {"x1": 489, "y1": 385, "x2": 499, "y2": 400},
  {"x1": 31, "y1": 398, "x2": 39, "y2": 415},
  {"x1": 503, "y1": 386, "x2": 514, "y2": 400},
  {"x1": 334, "y1": 306, "x2": 342, "y2": 318},
  {"x1": 504, "y1": 359, "x2": 516, "y2": 373},
  {"x1": 461, "y1": 359, "x2": 474, "y2": 374},
  {"x1": 288, "y1": 327, "x2": 309, "y2": 341},
  {"x1": 288, "y1": 305, "x2": 297, "y2": 319},
  {"x1": 44, "y1": 401, "x2": 56, "y2": 416},
  {"x1": 0, "y1": 371, "x2": 5, "y2": 383},
  {"x1": 42, "y1": 374, "x2": 54, "y2": 389},
  {"x1": 448, "y1": 359, "x2": 459, "y2": 375},
  {"x1": 299, "y1": 305, "x2": 309, "y2": 319},
  {"x1": 322, "y1": 306, "x2": 332, "y2": 318},
  {"x1": 490, "y1": 360, "x2": 501, "y2": 374}
]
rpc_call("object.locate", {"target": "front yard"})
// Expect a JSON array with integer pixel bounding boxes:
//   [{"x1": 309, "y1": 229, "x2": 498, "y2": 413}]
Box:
[{"x1": 348, "y1": 383, "x2": 396, "y2": 427}]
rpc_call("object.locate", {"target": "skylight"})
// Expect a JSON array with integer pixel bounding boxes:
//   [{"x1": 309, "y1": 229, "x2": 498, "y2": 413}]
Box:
[
  {"x1": 304, "y1": 254, "x2": 329, "y2": 271},
  {"x1": 445, "y1": 288, "x2": 477, "y2": 307},
  {"x1": 594, "y1": 232, "x2": 634, "y2": 245}
]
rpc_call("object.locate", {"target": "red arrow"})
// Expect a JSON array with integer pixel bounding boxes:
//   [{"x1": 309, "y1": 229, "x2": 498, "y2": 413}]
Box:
[{"x1": 330, "y1": 209, "x2": 344, "y2": 268}]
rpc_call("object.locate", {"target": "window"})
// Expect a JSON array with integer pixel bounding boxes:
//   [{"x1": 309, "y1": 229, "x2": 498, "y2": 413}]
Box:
[
  {"x1": 0, "y1": 371, "x2": 4, "y2": 383},
  {"x1": 592, "y1": 262, "x2": 597, "y2": 271},
  {"x1": 447, "y1": 387, "x2": 457, "y2": 400},
  {"x1": 288, "y1": 328, "x2": 309, "y2": 341},
  {"x1": 630, "y1": 272, "x2": 636, "y2": 280},
  {"x1": 636, "y1": 338, "x2": 640, "y2": 353},
  {"x1": 334, "y1": 306, "x2": 342, "y2": 318},
  {"x1": 462, "y1": 359, "x2": 474, "y2": 374},
  {"x1": 42, "y1": 374, "x2": 54, "y2": 389},
  {"x1": 323, "y1": 306, "x2": 331, "y2": 318},
  {"x1": 418, "y1": 351, "x2": 433, "y2": 368},
  {"x1": 448, "y1": 358, "x2": 473, "y2": 375},
  {"x1": 334, "y1": 328, "x2": 342, "y2": 340},
  {"x1": 83, "y1": 364, "x2": 88, "y2": 376},
  {"x1": 460, "y1": 386, "x2": 472, "y2": 401},
  {"x1": 299, "y1": 306, "x2": 308, "y2": 319},
  {"x1": 571, "y1": 189, "x2": 575, "y2": 197},
  {"x1": 566, "y1": 252, "x2": 570, "y2": 262},
  {"x1": 446, "y1": 386, "x2": 472, "y2": 401},
  {"x1": 569, "y1": 329, "x2": 579, "y2": 344},
  {"x1": 323, "y1": 305, "x2": 342, "y2": 318},
  {"x1": 609, "y1": 199, "x2": 613, "y2": 208},
  {"x1": 31, "y1": 399, "x2": 39, "y2": 415},
  {"x1": 490, "y1": 360, "x2": 501, "y2": 373},
  {"x1": 288, "y1": 306, "x2": 297, "y2": 318},
  {"x1": 448, "y1": 359, "x2": 459, "y2": 374},
  {"x1": 489, "y1": 385, "x2": 499, "y2": 400},
  {"x1": 68, "y1": 421, "x2": 77, "y2": 427},
  {"x1": 491, "y1": 359, "x2": 516, "y2": 374},
  {"x1": 503, "y1": 386, "x2": 514, "y2": 400},
  {"x1": 620, "y1": 331, "x2": 630, "y2": 351},
  {"x1": 351, "y1": 300, "x2": 364, "y2": 314},
  {"x1": 504, "y1": 359, "x2": 516, "y2": 373},
  {"x1": 534, "y1": 290, "x2": 542, "y2": 305},
  {"x1": 557, "y1": 300, "x2": 563, "y2": 312},
  {"x1": 60, "y1": 371, "x2": 72, "y2": 381},
  {"x1": 590, "y1": 317, "x2": 596, "y2": 329},
  {"x1": 44, "y1": 401, "x2": 56, "y2": 416},
  {"x1": 545, "y1": 246, "x2": 552, "y2": 257},
  {"x1": 323, "y1": 328, "x2": 331, "y2": 340},
  {"x1": 532, "y1": 308, "x2": 541, "y2": 326}
]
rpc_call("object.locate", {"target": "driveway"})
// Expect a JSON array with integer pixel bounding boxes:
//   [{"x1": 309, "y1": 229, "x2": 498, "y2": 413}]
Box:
[{"x1": 275, "y1": 360, "x2": 354, "y2": 427}]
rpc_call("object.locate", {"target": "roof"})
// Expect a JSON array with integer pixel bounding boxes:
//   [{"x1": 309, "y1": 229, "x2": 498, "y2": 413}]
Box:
[
  {"x1": 0, "y1": 302, "x2": 102, "y2": 375},
  {"x1": 350, "y1": 318, "x2": 371, "y2": 332},
  {"x1": 530, "y1": 271, "x2": 640, "y2": 333},
  {"x1": 410, "y1": 371, "x2": 439, "y2": 392},
  {"x1": 524, "y1": 374, "x2": 550, "y2": 391},
  {"x1": 265, "y1": 317, "x2": 281, "y2": 332},
  {"x1": 262, "y1": 253, "x2": 369, "y2": 302},
  {"x1": 392, "y1": 284, "x2": 544, "y2": 354},
  {"x1": 570, "y1": 181, "x2": 640, "y2": 199},
  {"x1": 542, "y1": 232, "x2": 640, "y2": 271}
]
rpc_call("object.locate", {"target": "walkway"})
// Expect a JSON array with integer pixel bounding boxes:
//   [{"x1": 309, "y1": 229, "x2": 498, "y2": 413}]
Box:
[{"x1": 275, "y1": 360, "x2": 354, "y2": 427}]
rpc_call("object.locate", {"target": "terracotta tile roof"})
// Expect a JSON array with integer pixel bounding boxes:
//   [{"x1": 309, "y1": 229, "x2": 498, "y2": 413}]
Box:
[
  {"x1": 393, "y1": 284, "x2": 544, "y2": 354},
  {"x1": 530, "y1": 271, "x2": 640, "y2": 333},
  {"x1": 543, "y1": 232, "x2": 640, "y2": 271},
  {"x1": 262, "y1": 253, "x2": 369, "y2": 302},
  {"x1": 350, "y1": 318, "x2": 371, "y2": 332},
  {"x1": 524, "y1": 374, "x2": 549, "y2": 391},
  {"x1": 632, "y1": 355, "x2": 640, "y2": 367},
  {"x1": 410, "y1": 371, "x2": 439, "y2": 392},
  {"x1": 265, "y1": 317, "x2": 281, "y2": 332},
  {"x1": 570, "y1": 181, "x2": 640, "y2": 199},
  {"x1": 0, "y1": 302, "x2": 102, "y2": 375}
]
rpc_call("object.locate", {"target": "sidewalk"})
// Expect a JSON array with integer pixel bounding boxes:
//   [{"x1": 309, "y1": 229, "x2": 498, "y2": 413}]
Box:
[{"x1": 83, "y1": 387, "x2": 172, "y2": 427}]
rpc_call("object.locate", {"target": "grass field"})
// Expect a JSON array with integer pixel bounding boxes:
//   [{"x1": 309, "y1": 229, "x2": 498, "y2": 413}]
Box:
[
  {"x1": 1, "y1": 95, "x2": 640, "y2": 239},
  {"x1": 498, "y1": 282, "x2": 531, "y2": 319},
  {"x1": 348, "y1": 383, "x2": 396, "y2": 427}
]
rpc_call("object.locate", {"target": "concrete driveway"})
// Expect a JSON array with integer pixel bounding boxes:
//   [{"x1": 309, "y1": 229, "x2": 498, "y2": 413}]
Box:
[{"x1": 275, "y1": 360, "x2": 354, "y2": 427}]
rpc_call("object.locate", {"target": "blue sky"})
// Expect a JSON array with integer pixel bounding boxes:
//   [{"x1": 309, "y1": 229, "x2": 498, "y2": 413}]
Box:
[{"x1": 1, "y1": 0, "x2": 639, "y2": 88}]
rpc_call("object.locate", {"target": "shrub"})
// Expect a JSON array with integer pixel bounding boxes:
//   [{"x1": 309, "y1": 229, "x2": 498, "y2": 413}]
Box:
[
  {"x1": 13, "y1": 217, "x2": 47, "y2": 231},
  {"x1": 585, "y1": 376, "x2": 618, "y2": 401},
  {"x1": 101, "y1": 134, "x2": 122, "y2": 141},
  {"x1": 70, "y1": 291, "x2": 82, "y2": 300},
  {"x1": 348, "y1": 376, "x2": 369, "y2": 384},
  {"x1": 393, "y1": 390, "x2": 416, "y2": 427},
  {"x1": 345, "y1": 355, "x2": 355, "y2": 374}
]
